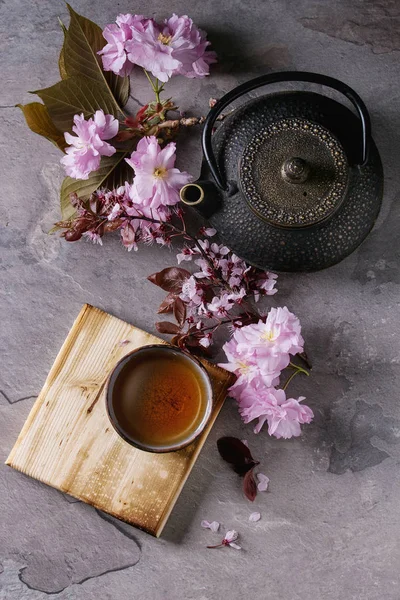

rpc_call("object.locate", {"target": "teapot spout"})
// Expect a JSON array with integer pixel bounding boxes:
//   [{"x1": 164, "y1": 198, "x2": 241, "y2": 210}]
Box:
[{"x1": 180, "y1": 180, "x2": 221, "y2": 219}]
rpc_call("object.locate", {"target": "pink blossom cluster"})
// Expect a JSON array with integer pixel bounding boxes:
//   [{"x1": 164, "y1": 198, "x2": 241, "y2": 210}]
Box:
[
  {"x1": 98, "y1": 13, "x2": 216, "y2": 81},
  {"x1": 219, "y1": 308, "x2": 314, "y2": 438},
  {"x1": 60, "y1": 110, "x2": 119, "y2": 180},
  {"x1": 60, "y1": 135, "x2": 191, "y2": 250},
  {"x1": 176, "y1": 237, "x2": 278, "y2": 332}
]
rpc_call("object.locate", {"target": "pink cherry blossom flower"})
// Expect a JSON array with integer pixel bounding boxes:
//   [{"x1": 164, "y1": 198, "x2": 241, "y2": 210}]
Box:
[
  {"x1": 255, "y1": 352, "x2": 291, "y2": 387},
  {"x1": 91, "y1": 110, "x2": 119, "y2": 139},
  {"x1": 220, "y1": 326, "x2": 289, "y2": 393},
  {"x1": 227, "y1": 288, "x2": 247, "y2": 304},
  {"x1": 210, "y1": 242, "x2": 230, "y2": 258},
  {"x1": 126, "y1": 136, "x2": 192, "y2": 210},
  {"x1": 201, "y1": 520, "x2": 220, "y2": 533},
  {"x1": 207, "y1": 293, "x2": 232, "y2": 316},
  {"x1": 99, "y1": 14, "x2": 151, "y2": 76},
  {"x1": 126, "y1": 19, "x2": 180, "y2": 82},
  {"x1": 238, "y1": 386, "x2": 313, "y2": 437},
  {"x1": 219, "y1": 337, "x2": 260, "y2": 394},
  {"x1": 207, "y1": 530, "x2": 241, "y2": 550},
  {"x1": 267, "y1": 395, "x2": 314, "y2": 439},
  {"x1": 249, "y1": 512, "x2": 261, "y2": 522},
  {"x1": 164, "y1": 14, "x2": 217, "y2": 79},
  {"x1": 120, "y1": 221, "x2": 138, "y2": 251},
  {"x1": 179, "y1": 275, "x2": 203, "y2": 306},
  {"x1": 256, "y1": 473, "x2": 270, "y2": 492},
  {"x1": 176, "y1": 246, "x2": 194, "y2": 264},
  {"x1": 61, "y1": 111, "x2": 119, "y2": 180},
  {"x1": 255, "y1": 272, "x2": 278, "y2": 295},
  {"x1": 126, "y1": 14, "x2": 216, "y2": 82},
  {"x1": 236, "y1": 308, "x2": 304, "y2": 358},
  {"x1": 193, "y1": 257, "x2": 214, "y2": 279}
]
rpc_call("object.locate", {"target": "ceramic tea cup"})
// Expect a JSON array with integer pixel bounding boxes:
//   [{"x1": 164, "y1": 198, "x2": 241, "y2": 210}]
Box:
[{"x1": 106, "y1": 345, "x2": 213, "y2": 453}]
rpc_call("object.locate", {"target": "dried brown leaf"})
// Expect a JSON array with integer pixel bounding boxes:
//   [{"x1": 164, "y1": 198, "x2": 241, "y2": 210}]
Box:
[
  {"x1": 155, "y1": 321, "x2": 180, "y2": 335},
  {"x1": 243, "y1": 468, "x2": 257, "y2": 502},
  {"x1": 157, "y1": 293, "x2": 177, "y2": 314},
  {"x1": 148, "y1": 267, "x2": 190, "y2": 293},
  {"x1": 173, "y1": 297, "x2": 186, "y2": 325}
]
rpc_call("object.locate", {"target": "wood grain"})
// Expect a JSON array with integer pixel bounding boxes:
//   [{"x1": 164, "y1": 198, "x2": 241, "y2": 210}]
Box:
[{"x1": 6, "y1": 305, "x2": 235, "y2": 537}]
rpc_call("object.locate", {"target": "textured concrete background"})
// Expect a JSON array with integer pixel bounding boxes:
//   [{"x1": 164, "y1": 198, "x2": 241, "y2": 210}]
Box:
[{"x1": 1, "y1": 1, "x2": 400, "y2": 598}]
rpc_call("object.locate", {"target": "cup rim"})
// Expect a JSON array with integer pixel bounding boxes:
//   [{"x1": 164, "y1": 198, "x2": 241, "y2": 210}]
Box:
[{"x1": 105, "y1": 344, "x2": 214, "y2": 453}]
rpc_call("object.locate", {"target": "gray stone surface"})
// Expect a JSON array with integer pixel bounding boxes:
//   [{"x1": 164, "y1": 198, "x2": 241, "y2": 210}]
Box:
[{"x1": 1, "y1": 0, "x2": 400, "y2": 598}]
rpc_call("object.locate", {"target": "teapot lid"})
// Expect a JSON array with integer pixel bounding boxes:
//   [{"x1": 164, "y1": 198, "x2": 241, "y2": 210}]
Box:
[{"x1": 240, "y1": 118, "x2": 348, "y2": 228}]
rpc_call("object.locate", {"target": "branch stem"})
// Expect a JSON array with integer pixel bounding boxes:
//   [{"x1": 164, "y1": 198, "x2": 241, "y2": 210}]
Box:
[
  {"x1": 282, "y1": 363, "x2": 310, "y2": 391},
  {"x1": 289, "y1": 361, "x2": 310, "y2": 377}
]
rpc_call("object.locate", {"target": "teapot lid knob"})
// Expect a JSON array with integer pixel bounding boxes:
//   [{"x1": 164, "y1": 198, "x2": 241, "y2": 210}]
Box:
[{"x1": 281, "y1": 157, "x2": 310, "y2": 184}]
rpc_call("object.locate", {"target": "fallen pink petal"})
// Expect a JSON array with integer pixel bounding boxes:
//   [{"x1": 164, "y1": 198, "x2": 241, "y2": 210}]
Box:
[
  {"x1": 201, "y1": 520, "x2": 220, "y2": 533},
  {"x1": 256, "y1": 473, "x2": 270, "y2": 492},
  {"x1": 249, "y1": 512, "x2": 261, "y2": 522}
]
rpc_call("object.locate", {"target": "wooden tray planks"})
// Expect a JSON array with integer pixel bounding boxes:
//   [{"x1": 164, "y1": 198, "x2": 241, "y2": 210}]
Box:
[{"x1": 6, "y1": 304, "x2": 235, "y2": 537}]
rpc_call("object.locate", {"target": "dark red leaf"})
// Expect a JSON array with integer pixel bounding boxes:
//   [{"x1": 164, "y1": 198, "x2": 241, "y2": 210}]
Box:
[
  {"x1": 157, "y1": 293, "x2": 177, "y2": 314},
  {"x1": 155, "y1": 321, "x2": 180, "y2": 334},
  {"x1": 173, "y1": 297, "x2": 186, "y2": 325},
  {"x1": 217, "y1": 437, "x2": 259, "y2": 475},
  {"x1": 114, "y1": 130, "x2": 135, "y2": 142},
  {"x1": 177, "y1": 334, "x2": 187, "y2": 350},
  {"x1": 243, "y1": 468, "x2": 257, "y2": 501},
  {"x1": 64, "y1": 229, "x2": 82, "y2": 242},
  {"x1": 183, "y1": 334, "x2": 200, "y2": 347},
  {"x1": 188, "y1": 325, "x2": 200, "y2": 334},
  {"x1": 178, "y1": 335, "x2": 210, "y2": 358},
  {"x1": 148, "y1": 267, "x2": 191, "y2": 292},
  {"x1": 147, "y1": 272, "x2": 159, "y2": 285}
]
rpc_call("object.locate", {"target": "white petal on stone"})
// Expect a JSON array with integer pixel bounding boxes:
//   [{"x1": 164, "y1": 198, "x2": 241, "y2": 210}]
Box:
[
  {"x1": 229, "y1": 542, "x2": 242, "y2": 550},
  {"x1": 256, "y1": 473, "x2": 270, "y2": 492},
  {"x1": 241, "y1": 439, "x2": 249, "y2": 447},
  {"x1": 201, "y1": 520, "x2": 220, "y2": 532},
  {"x1": 249, "y1": 512, "x2": 261, "y2": 522},
  {"x1": 118, "y1": 339, "x2": 130, "y2": 346}
]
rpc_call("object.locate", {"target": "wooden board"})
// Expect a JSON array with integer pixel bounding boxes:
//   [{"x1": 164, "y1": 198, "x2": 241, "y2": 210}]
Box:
[{"x1": 6, "y1": 304, "x2": 235, "y2": 537}]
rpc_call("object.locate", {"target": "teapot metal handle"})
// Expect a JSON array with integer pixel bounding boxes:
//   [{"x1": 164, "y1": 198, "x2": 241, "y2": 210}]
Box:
[{"x1": 202, "y1": 71, "x2": 371, "y2": 191}]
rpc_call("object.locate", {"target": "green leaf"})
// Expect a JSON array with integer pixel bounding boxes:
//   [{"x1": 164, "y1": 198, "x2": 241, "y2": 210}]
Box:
[
  {"x1": 58, "y1": 46, "x2": 68, "y2": 80},
  {"x1": 60, "y1": 152, "x2": 132, "y2": 219},
  {"x1": 64, "y1": 4, "x2": 129, "y2": 110},
  {"x1": 17, "y1": 102, "x2": 66, "y2": 151},
  {"x1": 32, "y1": 76, "x2": 120, "y2": 132},
  {"x1": 58, "y1": 18, "x2": 68, "y2": 80}
]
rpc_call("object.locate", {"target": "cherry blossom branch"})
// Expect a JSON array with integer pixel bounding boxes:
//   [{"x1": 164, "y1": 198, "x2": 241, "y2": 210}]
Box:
[{"x1": 127, "y1": 213, "x2": 227, "y2": 286}]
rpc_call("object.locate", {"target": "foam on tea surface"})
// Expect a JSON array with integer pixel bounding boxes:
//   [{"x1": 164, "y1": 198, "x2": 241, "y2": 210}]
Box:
[{"x1": 110, "y1": 348, "x2": 211, "y2": 450}]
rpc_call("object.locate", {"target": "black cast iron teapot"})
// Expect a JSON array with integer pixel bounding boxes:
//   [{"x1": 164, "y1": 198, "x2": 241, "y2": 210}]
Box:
[{"x1": 180, "y1": 72, "x2": 383, "y2": 272}]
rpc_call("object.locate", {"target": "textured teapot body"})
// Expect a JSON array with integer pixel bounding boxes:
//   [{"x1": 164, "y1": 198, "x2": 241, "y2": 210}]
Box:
[{"x1": 180, "y1": 72, "x2": 383, "y2": 272}]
